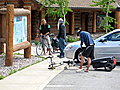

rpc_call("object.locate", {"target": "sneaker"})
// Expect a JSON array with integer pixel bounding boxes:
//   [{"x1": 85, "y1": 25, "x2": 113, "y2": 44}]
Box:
[
  {"x1": 84, "y1": 69, "x2": 89, "y2": 72},
  {"x1": 60, "y1": 56, "x2": 64, "y2": 58},
  {"x1": 49, "y1": 53, "x2": 52, "y2": 55},
  {"x1": 76, "y1": 69, "x2": 83, "y2": 73},
  {"x1": 57, "y1": 55, "x2": 60, "y2": 57},
  {"x1": 57, "y1": 55, "x2": 64, "y2": 58}
]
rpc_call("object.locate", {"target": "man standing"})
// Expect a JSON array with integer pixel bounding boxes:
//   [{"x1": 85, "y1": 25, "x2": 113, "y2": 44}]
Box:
[
  {"x1": 39, "y1": 19, "x2": 52, "y2": 55},
  {"x1": 76, "y1": 28, "x2": 95, "y2": 72},
  {"x1": 57, "y1": 18, "x2": 66, "y2": 58}
]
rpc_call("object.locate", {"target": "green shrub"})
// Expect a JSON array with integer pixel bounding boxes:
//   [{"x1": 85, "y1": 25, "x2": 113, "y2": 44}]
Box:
[
  {"x1": 0, "y1": 75, "x2": 5, "y2": 80},
  {"x1": 66, "y1": 36, "x2": 79, "y2": 42}
]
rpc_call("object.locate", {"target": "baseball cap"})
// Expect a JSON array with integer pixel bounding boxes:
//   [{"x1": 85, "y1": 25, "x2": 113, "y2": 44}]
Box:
[{"x1": 58, "y1": 18, "x2": 64, "y2": 23}]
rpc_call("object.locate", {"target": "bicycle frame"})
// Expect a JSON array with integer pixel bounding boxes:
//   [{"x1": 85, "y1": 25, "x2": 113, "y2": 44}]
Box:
[{"x1": 36, "y1": 35, "x2": 53, "y2": 56}]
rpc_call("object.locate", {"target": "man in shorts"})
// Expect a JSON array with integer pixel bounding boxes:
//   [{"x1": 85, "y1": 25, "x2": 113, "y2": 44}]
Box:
[
  {"x1": 39, "y1": 19, "x2": 52, "y2": 55},
  {"x1": 76, "y1": 28, "x2": 95, "y2": 72}
]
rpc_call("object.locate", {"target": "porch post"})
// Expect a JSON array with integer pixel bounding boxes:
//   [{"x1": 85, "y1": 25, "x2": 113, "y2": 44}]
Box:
[
  {"x1": 41, "y1": 8, "x2": 45, "y2": 21},
  {"x1": 81, "y1": 14, "x2": 86, "y2": 31},
  {"x1": 115, "y1": 7, "x2": 120, "y2": 29},
  {"x1": 71, "y1": 12, "x2": 75, "y2": 34},
  {"x1": 0, "y1": 14, "x2": 4, "y2": 54},
  {"x1": 93, "y1": 12, "x2": 96, "y2": 33}
]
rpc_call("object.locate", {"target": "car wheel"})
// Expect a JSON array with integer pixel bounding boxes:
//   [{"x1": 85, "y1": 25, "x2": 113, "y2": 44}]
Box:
[
  {"x1": 76, "y1": 51, "x2": 82, "y2": 63},
  {"x1": 104, "y1": 63, "x2": 113, "y2": 72},
  {"x1": 76, "y1": 50, "x2": 87, "y2": 63},
  {"x1": 112, "y1": 64, "x2": 116, "y2": 69}
]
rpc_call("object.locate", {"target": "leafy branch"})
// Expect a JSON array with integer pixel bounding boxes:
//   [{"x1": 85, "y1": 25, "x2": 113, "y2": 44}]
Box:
[
  {"x1": 91, "y1": 0, "x2": 117, "y2": 33},
  {"x1": 38, "y1": 0, "x2": 72, "y2": 23}
]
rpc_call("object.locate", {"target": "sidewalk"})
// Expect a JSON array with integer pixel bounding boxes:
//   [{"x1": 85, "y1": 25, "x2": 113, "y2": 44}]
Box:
[{"x1": 0, "y1": 46, "x2": 68, "y2": 90}]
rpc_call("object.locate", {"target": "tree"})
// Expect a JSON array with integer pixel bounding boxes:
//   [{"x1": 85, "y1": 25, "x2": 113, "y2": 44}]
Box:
[
  {"x1": 91, "y1": 0, "x2": 116, "y2": 33},
  {"x1": 38, "y1": 0, "x2": 72, "y2": 24}
]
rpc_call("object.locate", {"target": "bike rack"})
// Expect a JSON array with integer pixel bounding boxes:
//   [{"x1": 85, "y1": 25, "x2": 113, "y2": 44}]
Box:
[
  {"x1": 46, "y1": 56, "x2": 55, "y2": 69},
  {"x1": 47, "y1": 56, "x2": 63, "y2": 70}
]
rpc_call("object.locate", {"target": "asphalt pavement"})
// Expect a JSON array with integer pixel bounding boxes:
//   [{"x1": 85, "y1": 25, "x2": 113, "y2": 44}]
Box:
[{"x1": 44, "y1": 65, "x2": 120, "y2": 90}]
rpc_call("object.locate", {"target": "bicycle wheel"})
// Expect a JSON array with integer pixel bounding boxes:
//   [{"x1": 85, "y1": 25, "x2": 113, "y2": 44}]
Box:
[{"x1": 36, "y1": 42, "x2": 43, "y2": 56}]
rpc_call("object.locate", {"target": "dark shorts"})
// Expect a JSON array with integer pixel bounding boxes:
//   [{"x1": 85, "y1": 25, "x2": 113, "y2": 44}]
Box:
[{"x1": 82, "y1": 45, "x2": 94, "y2": 59}]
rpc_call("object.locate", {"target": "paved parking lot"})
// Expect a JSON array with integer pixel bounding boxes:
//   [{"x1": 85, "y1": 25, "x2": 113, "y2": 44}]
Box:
[{"x1": 44, "y1": 65, "x2": 120, "y2": 90}]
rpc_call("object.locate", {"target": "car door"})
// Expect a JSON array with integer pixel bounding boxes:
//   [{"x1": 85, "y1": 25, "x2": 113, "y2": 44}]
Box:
[{"x1": 95, "y1": 31, "x2": 120, "y2": 62}]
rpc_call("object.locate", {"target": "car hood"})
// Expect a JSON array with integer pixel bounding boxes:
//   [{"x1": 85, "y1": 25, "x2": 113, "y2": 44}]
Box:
[{"x1": 66, "y1": 41, "x2": 86, "y2": 48}]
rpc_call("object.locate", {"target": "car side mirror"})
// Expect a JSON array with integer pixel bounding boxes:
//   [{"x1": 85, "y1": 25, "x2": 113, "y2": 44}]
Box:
[{"x1": 99, "y1": 38, "x2": 107, "y2": 42}]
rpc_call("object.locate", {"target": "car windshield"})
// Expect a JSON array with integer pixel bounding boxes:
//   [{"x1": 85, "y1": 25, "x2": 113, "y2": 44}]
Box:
[{"x1": 105, "y1": 31, "x2": 120, "y2": 41}]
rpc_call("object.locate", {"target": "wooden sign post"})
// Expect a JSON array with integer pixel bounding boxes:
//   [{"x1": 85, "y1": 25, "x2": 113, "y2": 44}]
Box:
[
  {"x1": 24, "y1": 6, "x2": 31, "y2": 58},
  {"x1": 0, "y1": 4, "x2": 32, "y2": 66},
  {"x1": 5, "y1": 4, "x2": 14, "y2": 66}
]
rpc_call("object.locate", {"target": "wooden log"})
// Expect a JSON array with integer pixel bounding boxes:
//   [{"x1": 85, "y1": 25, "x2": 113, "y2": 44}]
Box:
[
  {"x1": 5, "y1": 4, "x2": 14, "y2": 66},
  {"x1": 71, "y1": 12, "x2": 75, "y2": 34},
  {"x1": 0, "y1": 15, "x2": 2, "y2": 36},
  {"x1": 13, "y1": 41, "x2": 31, "y2": 52},
  {"x1": 14, "y1": 8, "x2": 30, "y2": 16},
  {"x1": 0, "y1": 14, "x2": 4, "y2": 54},
  {"x1": 0, "y1": 15, "x2": 5, "y2": 54},
  {"x1": 115, "y1": 7, "x2": 120, "y2": 29},
  {"x1": 41, "y1": 8, "x2": 45, "y2": 22},
  {"x1": 0, "y1": 8, "x2": 30, "y2": 16},
  {"x1": 0, "y1": 43, "x2": 4, "y2": 54},
  {"x1": 2, "y1": 15, "x2": 6, "y2": 39},
  {"x1": 93, "y1": 12, "x2": 96, "y2": 33},
  {"x1": 0, "y1": 38, "x2": 5, "y2": 54},
  {"x1": 24, "y1": 6, "x2": 31, "y2": 58},
  {"x1": 81, "y1": 14, "x2": 86, "y2": 31}
]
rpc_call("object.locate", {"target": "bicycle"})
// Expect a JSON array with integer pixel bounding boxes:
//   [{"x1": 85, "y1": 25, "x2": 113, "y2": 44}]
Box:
[{"x1": 36, "y1": 34, "x2": 54, "y2": 56}]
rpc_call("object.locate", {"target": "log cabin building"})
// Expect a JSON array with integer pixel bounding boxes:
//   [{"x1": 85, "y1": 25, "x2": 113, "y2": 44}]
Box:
[
  {"x1": 0, "y1": 0, "x2": 120, "y2": 40},
  {"x1": 0, "y1": 0, "x2": 41, "y2": 40}
]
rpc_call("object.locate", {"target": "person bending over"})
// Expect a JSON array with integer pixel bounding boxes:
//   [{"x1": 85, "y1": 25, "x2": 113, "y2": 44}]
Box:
[{"x1": 76, "y1": 28, "x2": 95, "y2": 72}]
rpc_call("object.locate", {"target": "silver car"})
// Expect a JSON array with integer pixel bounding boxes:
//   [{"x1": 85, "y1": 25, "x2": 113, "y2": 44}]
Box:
[{"x1": 64, "y1": 29, "x2": 120, "y2": 62}]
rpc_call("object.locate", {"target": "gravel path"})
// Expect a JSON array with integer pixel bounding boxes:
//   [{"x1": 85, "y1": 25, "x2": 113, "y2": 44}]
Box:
[{"x1": 0, "y1": 53, "x2": 42, "y2": 78}]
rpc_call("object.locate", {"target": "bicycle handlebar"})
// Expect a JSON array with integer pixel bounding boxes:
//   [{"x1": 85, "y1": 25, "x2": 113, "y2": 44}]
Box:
[{"x1": 39, "y1": 33, "x2": 55, "y2": 38}]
